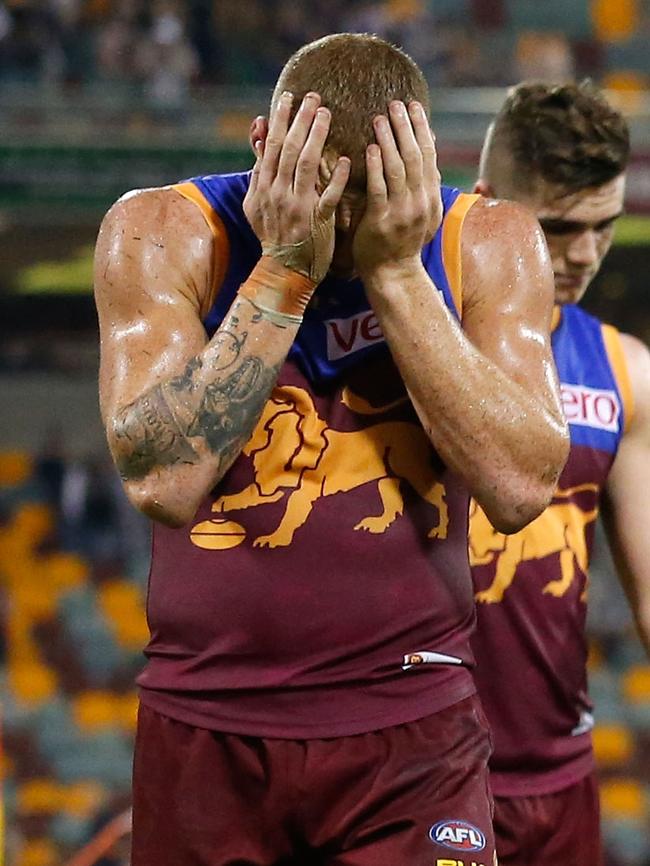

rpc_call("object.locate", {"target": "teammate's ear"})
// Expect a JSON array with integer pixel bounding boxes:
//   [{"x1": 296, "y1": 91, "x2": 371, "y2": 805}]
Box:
[
  {"x1": 249, "y1": 116, "x2": 269, "y2": 156},
  {"x1": 474, "y1": 178, "x2": 494, "y2": 198}
]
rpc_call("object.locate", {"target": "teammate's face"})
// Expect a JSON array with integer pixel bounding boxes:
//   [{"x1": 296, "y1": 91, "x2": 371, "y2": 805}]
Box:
[{"x1": 526, "y1": 174, "x2": 625, "y2": 305}]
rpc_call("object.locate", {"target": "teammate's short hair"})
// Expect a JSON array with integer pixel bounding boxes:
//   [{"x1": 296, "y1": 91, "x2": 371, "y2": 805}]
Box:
[
  {"x1": 272, "y1": 33, "x2": 430, "y2": 190},
  {"x1": 480, "y1": 80, "x2": 630, "y2": 197}
]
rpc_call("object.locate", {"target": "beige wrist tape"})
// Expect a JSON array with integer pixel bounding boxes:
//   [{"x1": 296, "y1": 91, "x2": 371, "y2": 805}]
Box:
[{"x1": 238, "y1": 256, "x2": 316, "y2": 325}]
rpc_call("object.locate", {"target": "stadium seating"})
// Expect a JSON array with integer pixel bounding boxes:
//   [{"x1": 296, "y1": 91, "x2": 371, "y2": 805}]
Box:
[
  {"x1": 591, "y1": 0, "x2": 639, "y2": 41},
  {"x1": 0, "y1": 452, "x2": 145, "y2": 860}
]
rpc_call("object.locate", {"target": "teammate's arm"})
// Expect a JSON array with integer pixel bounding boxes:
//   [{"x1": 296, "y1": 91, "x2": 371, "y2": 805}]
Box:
[
  {"x1": 95, "y1": 92, "x2": 349, "y2": 527},
  {"x1": 601, "y1": 334, "x2": 650, "y2": 655},
  {"x1": 354, "y1": 100, "x2": 569, "y2": 534}
]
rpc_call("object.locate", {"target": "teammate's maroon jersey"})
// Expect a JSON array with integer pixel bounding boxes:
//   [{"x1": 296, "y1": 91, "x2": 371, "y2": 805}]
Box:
[
  {"x1": 470, "y1": 305, "x2": 633, "y2": 795},
  {"x1": 137, "y1": 173, "x2": 481, "y2": 737}
]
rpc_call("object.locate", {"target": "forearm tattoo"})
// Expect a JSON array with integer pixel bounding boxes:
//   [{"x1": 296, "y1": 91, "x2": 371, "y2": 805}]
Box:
[
  {"x1": 113, "y1": 309, "x2": 282, "y2": 480},
  {"x1": 113, "y1": 385, "x2": 199, "y2": 479}
]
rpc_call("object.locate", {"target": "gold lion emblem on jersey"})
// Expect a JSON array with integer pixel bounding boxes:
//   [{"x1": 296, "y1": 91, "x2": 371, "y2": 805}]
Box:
[
  {"x1": 199, "y1": 384, "x2": 449, "y2": 548},
  {"x1": 469, "y1": 483, "x2": 600, "y2": 602}
]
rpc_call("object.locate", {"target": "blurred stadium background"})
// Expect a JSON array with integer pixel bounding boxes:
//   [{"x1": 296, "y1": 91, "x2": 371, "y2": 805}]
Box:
[{"x1": 1, "y1": 0, "x2": 650, "y2": 864}]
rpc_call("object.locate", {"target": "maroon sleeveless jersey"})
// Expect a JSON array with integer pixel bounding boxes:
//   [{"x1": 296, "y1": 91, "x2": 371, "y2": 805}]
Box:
[
  {"x1": 137, "y1": 174, "x2": 480, "y2": 737},
  {"x1": 470, "y1": 306, "x2": 633, "y2": 795}
]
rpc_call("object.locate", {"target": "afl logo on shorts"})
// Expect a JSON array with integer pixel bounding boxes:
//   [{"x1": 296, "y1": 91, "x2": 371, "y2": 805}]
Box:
[{"x1": 429, "y1": 819, "x2": 486, "y2": 852}]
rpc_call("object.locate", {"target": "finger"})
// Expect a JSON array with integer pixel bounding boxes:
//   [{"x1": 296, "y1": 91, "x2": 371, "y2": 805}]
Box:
[
  {"x1": 373, "y1": 114, "x2": 406, "y2": 196},
  {"x1": 365, "y1": 143, "x2": 388, "y2": 212},
  {"x1": 247, "y1": 139, "x2": 264, "y2": 196},
  {"x1": 408, "y1": 101, "x2": 439, "y2": 191},
  {"x1": 317, "y1": 156, "x2": 351, "y2": 222},
  {"x1": 276, "y1": 92, "x2": 321, "y2": 187},
  {"x1": 389, "y1": 100, "x2": 423, "y2": 192},
  {"x1": 293, "y1": 105, "x2": 332, "y2": 196},
  {"x1": 258, "y1": 91, "x2": 293, "y2": 188}
]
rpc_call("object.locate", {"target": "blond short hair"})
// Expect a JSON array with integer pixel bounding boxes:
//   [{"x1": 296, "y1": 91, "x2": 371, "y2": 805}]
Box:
[{"x1": 273, "y1": 33, "x2": 430, "y2": 189}]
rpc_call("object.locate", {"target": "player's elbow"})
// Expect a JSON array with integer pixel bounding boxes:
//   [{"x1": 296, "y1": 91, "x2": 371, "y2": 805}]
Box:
[
  {"x1": 123, "y1": 478, "x2": 200, "y2": 528},
  {"x1": 496, "y1": 423, "x2": 570, "y2": 535},
  {"x1": 485, "y1": 467, "x2": 563, "y2": 535},
  {"x1": 486, "y1": 492, "x2": 549, "y2": 535}
]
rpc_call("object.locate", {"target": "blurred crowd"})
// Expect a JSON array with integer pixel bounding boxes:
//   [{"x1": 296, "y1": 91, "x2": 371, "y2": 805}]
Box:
[{"x1": 1, "y1": 0, "x2": 650, "y2": 104}]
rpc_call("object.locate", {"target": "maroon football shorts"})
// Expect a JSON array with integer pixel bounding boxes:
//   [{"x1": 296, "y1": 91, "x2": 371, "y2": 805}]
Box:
[
  {"x1": 132, "y1": 694, "x2": 496, "y2": 866},
  {"x1": 493, "y1": 773, "x2": 602, "y2": 866}
]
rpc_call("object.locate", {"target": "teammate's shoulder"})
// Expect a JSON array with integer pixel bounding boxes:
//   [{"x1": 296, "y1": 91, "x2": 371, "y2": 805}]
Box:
[
  {"x1": 615, "y1": 332, "x2": 650, "y2": 429},
  {"x1": 462, "y1": 195, "x2": 544, "y2": 244},
  {"x1": 618, "y1": 331, "x2": 650, "y2": 370}
]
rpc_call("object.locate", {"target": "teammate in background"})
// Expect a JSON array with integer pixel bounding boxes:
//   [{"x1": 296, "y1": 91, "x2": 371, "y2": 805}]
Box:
[
  {"x1": 94, "y1": 34, "x2": 568, "y2": 866},
  {"x1": 471, "y1": 81, "x2": 650, "y2": 866}
]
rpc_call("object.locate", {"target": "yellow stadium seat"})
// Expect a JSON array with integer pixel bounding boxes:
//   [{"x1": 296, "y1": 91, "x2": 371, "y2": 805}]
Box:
[
  {"x1": 19, "y1": 838, "x2": 59, "y2": 866},
  {"x1": 592, "y1": 723, "x2": 634, "y2": 766},
  {"x1": 72, "y1": 690, "x2": 120, "y2": 732},
  {"x1": 62, "y1": 781, "x2": 107, "y2": 818},
  {"x1": 603, "y1": 70, "x2": 649, "y2": 91},
  {"x1": 99, "y1": 579, "x2": 148, "y2": 649},
  {"x1": 12, "y1": 580, "x2": 58, "y2": 622},
  {"x1": 43, "y1": 551, "x2": 89, "y2": 592},
  {"x1": 7, "y1": 608, "x2": 41, "y2": 660},
  {"x1": 0, "y1": 450, "x2": 32, "y2": 486},
  {"x1": 9, "y1": 661, "x2": 57, "y2": 705},
  {"x1": 16, "y1": 779, "x2": 66, "y2": 814},
  {"x1": 600, "y1": 777, "x2": 647, "y2": 819},
  {"x1": 591, "y1": 0, "x2": 638, "y2": 41},
  {"x1": 0, "y1": 546, "x2": 34, "y2": 589},
  {"x1": 11, "y1": 503, "x2": 55, "y2": 548},
  {"x1": 622, "y1": 665, "x2": 650, "y2": 704}
]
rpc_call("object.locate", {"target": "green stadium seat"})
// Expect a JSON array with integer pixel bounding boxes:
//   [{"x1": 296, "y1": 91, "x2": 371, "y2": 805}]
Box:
[
  {"x1": 602, "y1": 816, "x2": 650, "y2": 864},
  {"x1": 589, "y1": 667, "x2": 622, "y2": 712},
  {"x1": 58, "y1": 588, "x2": 123, "y2": 685},
  {"x1": 49, "y1": 812, "x2": 94, "y2": 850},
  {"x1": 52, "y1": 731, "x2": 134, "y2": 788},
  {"x1": 606, "y1": 38, "x2": 650, "y2": 74},
  {"x1": 33, "y1": 698, "x2": 80, "y2": 762},
  {"x1": 425, "y1": 0, "x2": 471, "y2": 22},
  {"x1": 505, "y1": 0, "x2": 592, "y2": 38}
]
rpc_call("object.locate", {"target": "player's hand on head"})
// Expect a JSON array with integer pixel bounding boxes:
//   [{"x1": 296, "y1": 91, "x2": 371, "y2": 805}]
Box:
[
  {"x1": 244, "y1": 91, "x2": 350, "y2": 285},
  {"x1": 353, "y1": 100, "x2": 442, "y2": 278}
]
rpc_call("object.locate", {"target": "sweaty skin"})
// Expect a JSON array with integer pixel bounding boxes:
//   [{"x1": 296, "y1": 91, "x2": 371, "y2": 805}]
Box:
[{"x1": 96, "y1": 94, "x2": 568, "y2": 531}]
